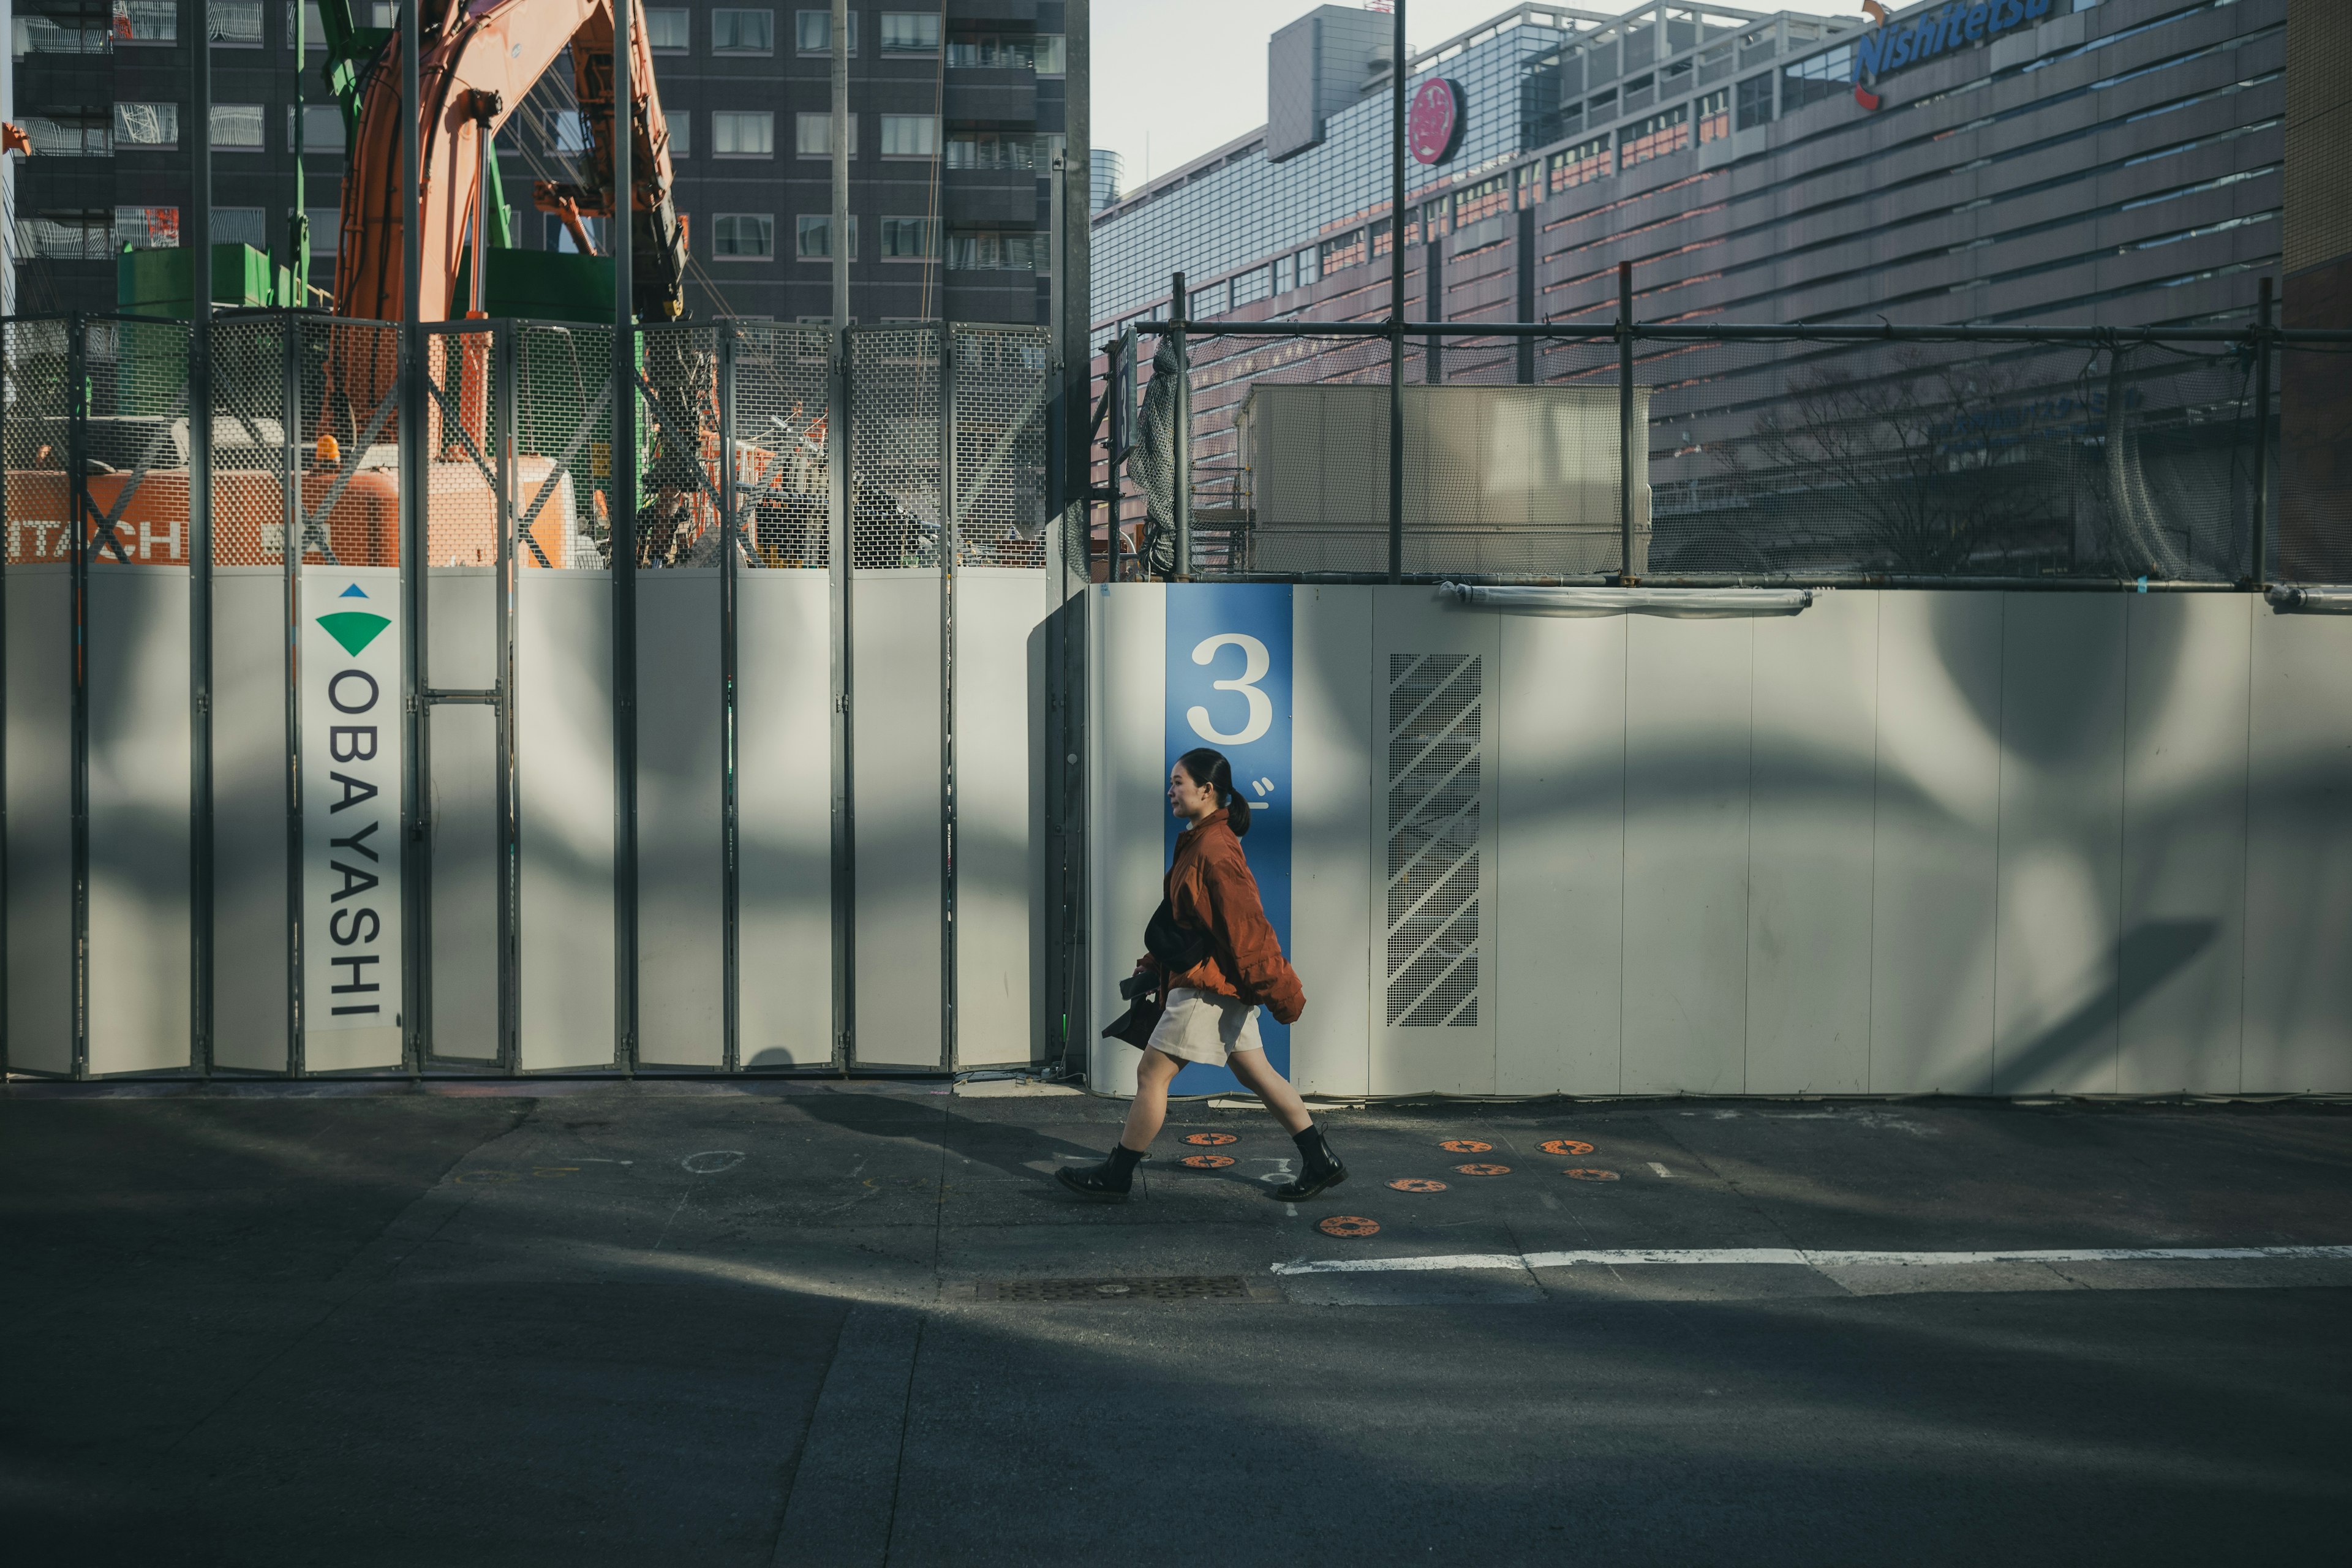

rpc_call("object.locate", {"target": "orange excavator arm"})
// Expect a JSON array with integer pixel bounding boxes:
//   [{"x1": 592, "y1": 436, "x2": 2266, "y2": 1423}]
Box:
[{"x1": 334, "y1": 0, "x2": 687, "y2": 326}]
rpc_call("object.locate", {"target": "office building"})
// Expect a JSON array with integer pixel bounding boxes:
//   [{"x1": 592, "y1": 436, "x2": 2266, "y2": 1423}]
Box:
[{"x1": 7, "y1": 0, "x2": 1085, "y2": 325}]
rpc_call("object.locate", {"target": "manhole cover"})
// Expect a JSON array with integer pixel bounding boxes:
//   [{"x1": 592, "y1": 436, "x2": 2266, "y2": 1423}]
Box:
[
  {"x1": 1562, "y1": 1167, "x2": 1620, "y2": 1182},
  {"x1": 1178, "y1": 1154, "x2": 1237, "y2": 1169},
  {"x1": 1453, "y1": 1163, "x2": 1512, "y2": 1176},
  {"x1": 1438, "y1": 1139, "x2": 1491, "y2": 1154},
  {"x1": 1387, "y1": 1178, "x2": 1449, "y2": 1193},
  {"x1": 1318, "y1": 1215, "x2": 1382, "y2": 1238},
  {"x1": 1182, "y1": 1133, "x2": 1239, "y2": 1146},
  {"x1": 974, "y1": 1275, "x2": 1262, "y2": 1302},
  {"x1": 1539, "y1": 1139, "x2": 1595, "y2": 1156}
]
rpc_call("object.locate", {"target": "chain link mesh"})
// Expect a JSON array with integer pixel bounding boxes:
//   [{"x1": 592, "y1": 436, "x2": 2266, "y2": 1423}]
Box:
[
  {"x1": 634, "y1": 323, "x2": 724, "y2": 570},
  {"x1": 515, "y1": 322, "x2": 613, "y2": 570},
  {"x1": 207, "y1": 313, "x2": 292, "y2": 567},
  {"x1": 950, "y1": 325, "x2": 1051, "y2": 569},
  {"x1": 421, "y1": 323, "x2": 502, "y2": 570},
  {"x1": 849, "y1": 328, "x2": 941, "y2": 571},
  {"x1": 4, "y1": 318, "x2": 76, "y2": 567},
  {"x1": 300, "y1": 317, "x2": 403, "y2": 568},
  {"x1": 77, "y1": 318, "x2": 194, "y2": 568},
  {"x1": 730, "y1": 322, "x2": 832, "y2": 570}
]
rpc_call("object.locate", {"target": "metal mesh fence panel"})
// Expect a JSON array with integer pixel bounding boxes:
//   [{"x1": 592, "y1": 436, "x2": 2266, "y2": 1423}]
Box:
[
  {"x1": 207, "y1": 313, "x2": 292, "y2": 567},
  {"x1": 636, "y1": 324, "x2": 723, "y2": 569},
  {"x1": 78, "y1": 317, "x2": 193, "y2": 568},
  {"x1": 515, "y1": 322, "x2": 616, "y2": 570},
  {"x1": 300, "y1": 317, "x2": 403, "y2": 568},
  {"x1": 3, "y1": 318, "x2": 77, "y2": 567},
  {"x1": 950, "y1": 325, "x2": 1052, "y2": 569},
  {"x1": 2277, "y1": 341, "x2": 2352, "y2": 584},
  {"x1": 423, "y1": 323, "x2": 504, "y2": 570},
  {"x1": 849, "y1": 328, "x2": 941, "y2": 571},
  {"x1": 729, "y1": 322, "x2": 832, "y2": 570}
]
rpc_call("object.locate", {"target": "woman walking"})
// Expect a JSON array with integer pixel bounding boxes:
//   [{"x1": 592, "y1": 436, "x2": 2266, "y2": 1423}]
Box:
[{"x1": 1058, "y1": 748, "x2": 1347, "y2": 1204}]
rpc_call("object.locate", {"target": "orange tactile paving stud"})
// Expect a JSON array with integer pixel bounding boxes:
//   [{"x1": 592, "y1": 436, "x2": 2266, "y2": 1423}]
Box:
[
  {"x1": 1562, "y1": 1167, "x2": 1621, "y2": 1182},
  {"x1": 1438, "y1": 1139, "x2": 1492, "y2": 1154},
  {"x1": 1182, "y1": 1133, "x2": 1239, "y2": 1146},
  {"x1": 1387, "y1": 1178, "x2": 1449, "y2": 1193},
  {"x1": 1318, "y1": 1215, "x2": 1382, "y2": 1238},
  {"x1": 1539, "y1": 1139, "x2": 1595, "y2": 1156},
  {"x1": 1453, "y1": 1163, "x2": 1512, "y2": 1177},
  {"x1": 1177, "y1": 1154, "x2": 1237, "y2": 1169}
]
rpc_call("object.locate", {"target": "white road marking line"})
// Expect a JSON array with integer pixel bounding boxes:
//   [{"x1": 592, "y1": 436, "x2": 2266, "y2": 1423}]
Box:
[
  {"x1": 1270, "y1": 1245, "x2": 2352, "y2": 1277},
  {"x1": 1648, "y1": 1162, "x2": 1673, "y2": 1178}
]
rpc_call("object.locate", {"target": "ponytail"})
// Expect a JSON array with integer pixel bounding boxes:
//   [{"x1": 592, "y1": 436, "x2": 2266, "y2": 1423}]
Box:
[{"x1": 1176, "y1": 747, "x2": 1251, "y2": 837}]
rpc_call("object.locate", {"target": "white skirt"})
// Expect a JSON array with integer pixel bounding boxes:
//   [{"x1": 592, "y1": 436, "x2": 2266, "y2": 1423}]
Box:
[{"x1": 1145, "y1": 987, "x2": 1264, "y2": 1065}]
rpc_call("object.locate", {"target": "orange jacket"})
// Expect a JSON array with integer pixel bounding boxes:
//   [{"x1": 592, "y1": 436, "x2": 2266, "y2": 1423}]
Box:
[{"x1": 1142, "y1": 810, "x2": 1306, "y2": 1025}]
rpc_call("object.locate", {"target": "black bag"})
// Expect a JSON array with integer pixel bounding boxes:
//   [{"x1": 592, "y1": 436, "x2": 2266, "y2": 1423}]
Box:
[{"x1": 1101, "y1": 899, "x2": 1214, "y2": 1050}]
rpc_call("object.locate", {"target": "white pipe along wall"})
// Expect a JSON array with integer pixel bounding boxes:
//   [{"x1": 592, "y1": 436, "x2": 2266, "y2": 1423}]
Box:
[{"x1": 1088, "y1": 584, "x2": 2352, "y2": 1099}]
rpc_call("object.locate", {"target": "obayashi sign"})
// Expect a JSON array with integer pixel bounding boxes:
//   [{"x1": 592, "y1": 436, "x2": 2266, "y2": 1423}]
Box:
[
  {"x1": 1849, "y1": 0, "x2": 2057, "y2": 110},
  {"x1": 303, "y1": 570, "x2": 404, "y2": 1071}
]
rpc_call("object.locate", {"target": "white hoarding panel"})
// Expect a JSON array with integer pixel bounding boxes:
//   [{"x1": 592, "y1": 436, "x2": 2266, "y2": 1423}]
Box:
[
  {"x1": 1291, "y1": 586, "x2": 1373, "y2": 1097},
  {"x1": 1086, "y1": 584, "x2": 1164, "y2": 1097},
  {"x1": 738, "y1": 570, "x2": 832, "y2": 1068},
  {"x1": 300, "y1": 565, "x2": 404, "y2": 1072},
  {"x1": 955, "y1": 570, "x2": 1050, "y2": 1067},
  {"x1": 1495, "y1": 612, "x2": 1626, "y2": 1097},
  {"x1": 1745, "y1": 591, "x2": 1878, "y2": 1095},
  {"x1": 2118, "y1": 594, "x2": 2250, "y2": 1094},
  {"x1": 426, "y1": 570, "x2": 497, "y2": 1062},
  {"x1": 87, "y1": 570, "x2": 192, "y2": 1074},
  {"x1": 4, "y1": 568, "x2": 72, "y2": 1072},
  {"x1": 636, "y1": 570, "x2": 723, "y2": 1068},
  {"x1": 518, "y1": 572, "x2": 616, "y2": 1071},
  {"x1": 1868, "y1": 594, "x2": 2002, "y2": 1094},
  {"x1": 852, "y1": 571, "x2": 943, "y2": 1068},
  {"x1": 211, "y1": 569, "x2": 289, "y2": 1072}
]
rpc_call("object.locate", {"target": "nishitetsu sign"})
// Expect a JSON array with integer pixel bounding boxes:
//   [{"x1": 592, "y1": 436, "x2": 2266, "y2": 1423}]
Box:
[
  {"x1": 1849, "y1": 0, "x2": 2058, "y2": 110},
  {"x1": 1409, "y1": 78, "x2": 1464, "y2": 164}
]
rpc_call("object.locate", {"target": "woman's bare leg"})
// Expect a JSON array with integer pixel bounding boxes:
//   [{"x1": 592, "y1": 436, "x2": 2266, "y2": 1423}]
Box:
[
  {"x1": 1227, "y1": 1047, "x2": 1311, "y2": 1136},
  {"x1": 1120, "y1": 1048, "x2": 1184, "y2": 1150}
]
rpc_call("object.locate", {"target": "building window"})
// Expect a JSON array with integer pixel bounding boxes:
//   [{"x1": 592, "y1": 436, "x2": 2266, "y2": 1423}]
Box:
[
  {"x1": 1189, "y1": 281, "x2": 1227, "y2": 318},
  {"x1": 1781, "y1": 45, "x2": 1851, "y2": 113},
  {"x1": 114, "y1": 1, "x2": 177, "y2": 41},
  {"x1": 115, "y1": 206, "x2": 181, "y2": 249},
  {"x1": 213, "y1": 207, "x2": 269, "y2": 248},
  {"x1": 947, "y1": 34, "x2": 1037, "y2": 69},
  {"x1": 285, "y1": 3, "x2": 325, "y2": 50},
  {"x1": 715, "y1": 213, "x2": 777, "y2": 259},
  {"x1": 948, "y1": 230, "x2": 1041, "y2": 270},
  {"x1": 208, "y1": 1, "x2": 263, "y2": 45},
  {"x1": 714, "y1": 9, "x2": 775, "y2": 54},
  {"x1": 1455, "y1": 174, "x2": 1510, "y2": 228},
  {"x1": 1297, "y1": 246, "x2": 1320, "y2": 286},
  {"x1": 880, "y1": 12, "x2": 939, "y2": 51},
  {"x1": 1273, "y1": 252, "x2": 1295, "y2": 295},
  {"x1": 647, "y1": 9, "x2": 690, "y2": 51},
  {"x1": 1517, "y1": 163, "x2": 1542, "y2": 209},
  {"x1": 793, "y1": 9, "x2": 853, "y2": 54},
  {"x1": 1735, "y1": 72, "x2": 1775, "y2": 130},
  {"x1": 1317, "y1": 229, "x2": 1365, "y2": 274},
  {"x1": 548, "y1": 214, "x2": 608, "y2": 254},
  {"x1": 111, "y1": 102, "x2": 180, "y2": 149},
  {"x1": 24, "y1": 114, "x2": 116, "y2": 156},
  {"x1": 794, "y1": 113, "x2": 858, "y2": 157},
  {"x1": 668, "y1": 114, "x2": 691, "y2": 158},
  {"x1": 1549, "y1": 135, "x2": 1609, "y2": 194},
  {"x1": 714, "y1": 110, "x2": 776, "y2": 158},
  {"x1": 879, "y1": 217, "x2": 938, "y2": 258},
  {"x1": 286, "y1": 104, "x2": 345, "y2": 154},
  {"x1": 1230, "y1": 267, "x2": 1270, "y2": 311},
  {"x1": 1697, "y1": 88, "x2": 1731, "y2": 144},
  {"x1": 305, "y1": 207, "x2": 341, "y2": 256},
  {"x1": 209, "y1": 103, "x2": 262, "y2": 149},
  {"x1": 794, "y1": 214, "x2": 856, "y2": 259},
  {"x1": 879, "y1": 115, "x2": 938, "y2": 159},
  {"x1": 1420, "y1": 199, "x2": 1449, "y2": 240},
  {"x1": 23, "y1": 212, "x2": 116, "y2": 258},
  {"x1": 1035, "y1": 34, "x2": 1066, "y2": 74},
  {"x1": 946, "y1": 132, "x2": 1038, "y2": 170},
  {"x1": 1619, "y1": 104, "x2": 1688, "y2": 170},
  {"x1": 20, "y1": 13, "x2": 112, "y2": 50}
]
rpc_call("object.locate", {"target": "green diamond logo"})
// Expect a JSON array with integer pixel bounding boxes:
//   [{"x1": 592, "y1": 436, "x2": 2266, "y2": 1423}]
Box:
[{"x1": 317, "y1": 610, "x2": 391, "y2": 657}]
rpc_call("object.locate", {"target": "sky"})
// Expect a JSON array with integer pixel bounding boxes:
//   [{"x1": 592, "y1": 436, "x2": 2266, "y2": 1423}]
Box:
[{"x1": 1092, "y1": 1, "x2": 1532, "y2": 192}]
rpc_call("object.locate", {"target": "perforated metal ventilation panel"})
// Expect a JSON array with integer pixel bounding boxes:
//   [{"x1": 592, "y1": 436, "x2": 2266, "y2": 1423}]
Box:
[{"x1": 1384, "y1": 653, "x2": 1483, "y2": 1029}]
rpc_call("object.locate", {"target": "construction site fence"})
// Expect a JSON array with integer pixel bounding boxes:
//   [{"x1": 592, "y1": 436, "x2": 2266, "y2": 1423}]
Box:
[{"x1": 1093, "y1": 315, "x2": 2352, "y2": 588}]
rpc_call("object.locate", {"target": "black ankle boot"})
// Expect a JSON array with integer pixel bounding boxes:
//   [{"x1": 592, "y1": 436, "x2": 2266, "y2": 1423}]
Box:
[
  {"x1": 1275, "y1": 1123, "x2": 1347, "y2": 1200},
  {"x1": 1056, "y1": 1143, "x2": 1144, "y2": 1202}
]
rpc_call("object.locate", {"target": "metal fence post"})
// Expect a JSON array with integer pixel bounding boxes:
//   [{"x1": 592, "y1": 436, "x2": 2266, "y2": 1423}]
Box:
[
  {"x1": 1389, "y1": 0, "x2": 1407, "y2": 586},
  {"x1": 282, "y1": 313, "x2": 306, "y2": 1075},
  {"x1": 2251, "y1": 276, "x2": 2274, "y2": 589},
  {"x1": 66, "y1": 314, "x2": 89, "y2": 1077},
  {"x1": 719, "y1": 318, "x2": 741, "y2": 1072},
  {"x1": 938, "y1": 320, "x2": 958, "y2": 1069},
  {"x1": 189, "y1": 303, "x2": 213, "y2": 1077},
  {"x1": 1618, "y1": 260, "x2": 1636, "y2": 586},
  {"x1": 1169, "y1": 271, "x2": 1189, "y2": 582},
  {"x1": 496, "y1": 322, "x2": 519, "y2": 1071},
  {"x1": 829, "y1": 327, "x2": 854, "y2": 1071}
]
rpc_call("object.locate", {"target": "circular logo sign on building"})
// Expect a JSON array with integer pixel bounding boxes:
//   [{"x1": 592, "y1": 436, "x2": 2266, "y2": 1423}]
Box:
[{"x1": 1409, "y1": 78, "x2": 1464, "y2": 165}]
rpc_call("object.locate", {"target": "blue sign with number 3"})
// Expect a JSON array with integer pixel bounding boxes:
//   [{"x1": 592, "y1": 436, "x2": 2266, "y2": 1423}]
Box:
[{"x1": 1164, "y1": 583, "x2": 1293, "y2": 1090}]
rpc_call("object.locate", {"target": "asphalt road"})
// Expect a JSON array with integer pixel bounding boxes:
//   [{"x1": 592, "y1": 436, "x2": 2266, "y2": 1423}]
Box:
[{"x1": 2, "y1": 1080, "x2": 2347, "y2": 1566}]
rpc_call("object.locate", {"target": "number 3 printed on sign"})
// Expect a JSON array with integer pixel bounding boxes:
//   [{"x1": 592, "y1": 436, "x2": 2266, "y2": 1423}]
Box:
[{"x1": 1186, "y1": 633, "x2": 1272, "y2": 745}]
